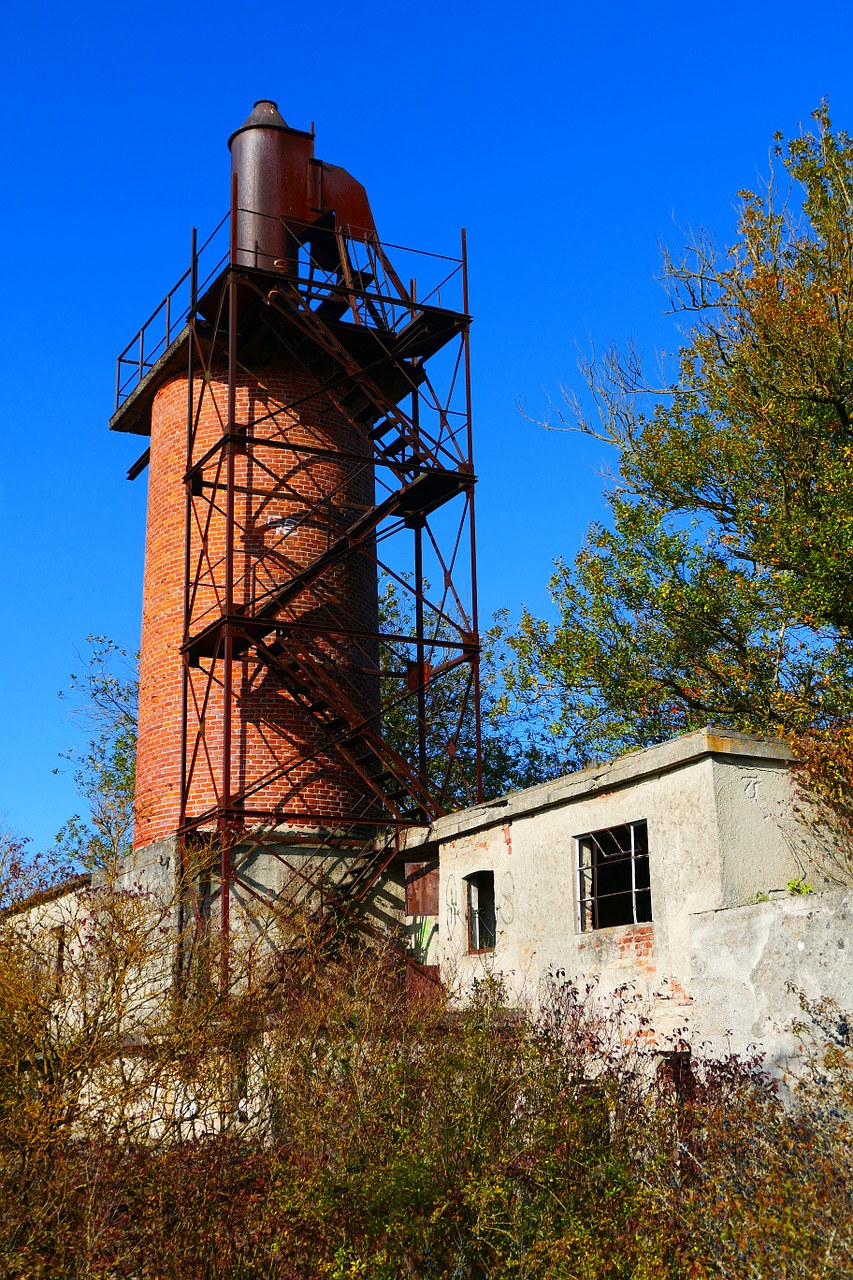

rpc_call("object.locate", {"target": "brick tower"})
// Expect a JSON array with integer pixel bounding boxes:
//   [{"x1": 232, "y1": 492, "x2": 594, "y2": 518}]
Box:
[{"x1": 112, "y1": 102, "x2": 480, "y2": 954}]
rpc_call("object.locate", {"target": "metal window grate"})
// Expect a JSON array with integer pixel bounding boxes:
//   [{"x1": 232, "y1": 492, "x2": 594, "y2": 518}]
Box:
[
  {"x1": 466, "y1": 870, "x2": 496, "y2": 952},
  {"x1": 577, "y1": 821, "x2": 652, "y2": 931}
]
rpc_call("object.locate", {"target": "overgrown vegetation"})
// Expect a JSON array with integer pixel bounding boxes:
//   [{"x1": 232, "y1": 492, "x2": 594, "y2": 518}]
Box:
[
  {"x1": 0, "y1": 856, "x2": 851, "y2": 1279},
  {"x1": 497, "y1": 104, "x2": 853, "y2": 866},
  {"x1": 54, "y1": 635, "x2": 138, "y2": 873}
]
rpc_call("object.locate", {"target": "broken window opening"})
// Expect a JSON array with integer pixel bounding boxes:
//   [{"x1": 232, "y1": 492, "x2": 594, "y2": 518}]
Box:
[
  {"x1": 465, "y1": 870, "x2": 496, "y2": 952},
  {"x1": 577, "y1": 820, "x2": 652, "y2": 931},
  {"x1": 52, "y1": 925, "x2": 66, "y2": 977}
]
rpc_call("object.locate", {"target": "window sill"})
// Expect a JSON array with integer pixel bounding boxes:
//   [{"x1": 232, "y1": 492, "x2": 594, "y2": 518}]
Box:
[{"x1": 577, "y1": 921, "x2": 654, "y2": 937}]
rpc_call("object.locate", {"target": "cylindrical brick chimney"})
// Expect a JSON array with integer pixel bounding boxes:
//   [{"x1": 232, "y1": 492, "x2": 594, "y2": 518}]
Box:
[{"x1": 134, "y1": 110, "x2": 380, "y2": 851}]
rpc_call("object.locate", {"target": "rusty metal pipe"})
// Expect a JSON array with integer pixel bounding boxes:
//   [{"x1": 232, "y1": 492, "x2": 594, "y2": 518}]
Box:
[{"x1": 229, "y1": 100, "x2": 305, "y2": 273}]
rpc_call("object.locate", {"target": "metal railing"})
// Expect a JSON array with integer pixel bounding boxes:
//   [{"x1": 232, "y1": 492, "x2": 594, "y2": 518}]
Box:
[
  {"x1": 114, "y1": 210, "x2": 465, "y2": 413},
  {"x1": 114, "y1": 213, "x2": 229, "y2": 409}
]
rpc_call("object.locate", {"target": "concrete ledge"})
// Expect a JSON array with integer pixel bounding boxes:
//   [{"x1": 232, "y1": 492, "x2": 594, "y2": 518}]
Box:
[
  {"x1": 2, "y1": 873, "x2": 93, "y2": 919},
  {"x1": 408, "y1": 727, "x2": 793, "y2": 848}
]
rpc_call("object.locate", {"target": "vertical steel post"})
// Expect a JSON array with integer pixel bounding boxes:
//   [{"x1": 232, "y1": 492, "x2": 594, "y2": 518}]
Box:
[
  {"x1": 220, "y1": 177, "x2": 239, "y2": 987},
  {"x1": 176, "y1": 226, "x2": 198, "y2": 990},
  {"x1": 179, "y1": 226, "x2": 198, "y2": 834},
  {"x1": 409, "y1": 282, "x2": 428, "y2": 794},
  {"x1": 461, "y1": 228, "x2": 483, "y2": 802},
  {"x1": 414, "y1": 521, "x2": 428, "y2": 790}
]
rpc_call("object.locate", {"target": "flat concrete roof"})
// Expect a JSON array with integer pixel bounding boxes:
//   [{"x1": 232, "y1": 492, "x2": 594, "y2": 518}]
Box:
[{"x1": 406, "y1": 726, "x2": 793, "y2": 848}]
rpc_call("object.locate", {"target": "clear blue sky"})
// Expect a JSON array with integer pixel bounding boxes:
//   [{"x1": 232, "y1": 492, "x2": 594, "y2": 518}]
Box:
[{"x1": 3, "y1": 0, "x2": 853, "y2": 849}]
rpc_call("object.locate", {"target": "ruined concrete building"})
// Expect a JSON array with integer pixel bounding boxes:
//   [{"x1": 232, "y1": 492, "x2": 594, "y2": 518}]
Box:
[
  {"x1": 27, "y1": 721, "x2": 853, "y2": 1077},
  {"x1": 403, "y1": 726, "x2": 853, "y2": 1067}
]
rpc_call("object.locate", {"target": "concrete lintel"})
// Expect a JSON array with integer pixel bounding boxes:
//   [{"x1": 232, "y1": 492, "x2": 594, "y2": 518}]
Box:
[{"x1": 407, "y1": 726, "x2": 793, "y2": 849}]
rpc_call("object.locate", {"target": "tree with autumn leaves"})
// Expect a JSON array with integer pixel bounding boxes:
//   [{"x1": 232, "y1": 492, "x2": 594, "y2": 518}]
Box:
[{"x1": 496, "y1": 104, "x2": 853, "y2": 868}]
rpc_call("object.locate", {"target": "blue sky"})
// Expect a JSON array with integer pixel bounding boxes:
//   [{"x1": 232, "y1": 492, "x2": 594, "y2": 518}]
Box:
[{"x1": 3, "y1": 0, "x2": 853, "y2": 849}]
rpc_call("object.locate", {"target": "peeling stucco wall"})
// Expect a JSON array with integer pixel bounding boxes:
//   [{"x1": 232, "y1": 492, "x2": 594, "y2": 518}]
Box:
[{"x1": 689, "y1": 888, "x2": 853, "y2": 1065}]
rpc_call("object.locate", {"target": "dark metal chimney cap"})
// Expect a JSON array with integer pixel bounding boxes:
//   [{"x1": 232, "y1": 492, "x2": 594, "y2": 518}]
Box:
[{"x1": 228, "y1": 100, "x2": 290, "y2": 148}]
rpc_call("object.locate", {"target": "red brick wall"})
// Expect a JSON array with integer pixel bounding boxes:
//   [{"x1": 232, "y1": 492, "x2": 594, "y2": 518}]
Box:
[{"x1": 135, "y1": 362, "x2": 379, "y2": 849}]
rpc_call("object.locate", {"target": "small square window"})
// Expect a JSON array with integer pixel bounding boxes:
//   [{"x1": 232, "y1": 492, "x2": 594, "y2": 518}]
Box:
[
  {"x1": 577, "y1": 821, "x2": 652, "y2": 931},
  {"x1": 465, "y1": 870, "x2": 496, "y2": 952}
]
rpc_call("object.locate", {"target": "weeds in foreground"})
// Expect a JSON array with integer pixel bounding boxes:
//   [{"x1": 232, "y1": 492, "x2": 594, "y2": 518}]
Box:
[{"x1": 0, "y1": 863, "x2": 850, "y2": 1278}]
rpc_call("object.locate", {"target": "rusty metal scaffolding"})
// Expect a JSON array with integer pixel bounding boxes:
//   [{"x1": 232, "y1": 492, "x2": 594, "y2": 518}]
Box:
[{"x1": 112, "y1": 184, "x2": 480, "y2": 974}]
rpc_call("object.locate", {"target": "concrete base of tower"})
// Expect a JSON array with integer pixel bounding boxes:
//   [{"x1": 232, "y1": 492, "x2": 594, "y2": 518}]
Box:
[
  {"x1": 118, "y1": 834, "x2": 179, "y2": 898},
  {"x1": 120, "y1": 831, "x2": 409, "y2": 956}
]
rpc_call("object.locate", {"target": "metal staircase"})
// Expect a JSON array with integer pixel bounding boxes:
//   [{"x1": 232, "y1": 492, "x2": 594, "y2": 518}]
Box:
[{"x1": 113, "y1": 205, "x2": 480, "y2": 977}]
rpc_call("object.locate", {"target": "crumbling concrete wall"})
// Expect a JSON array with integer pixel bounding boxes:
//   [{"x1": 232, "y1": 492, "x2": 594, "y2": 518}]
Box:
[
  {"x1": 22, "y1": 726, "x2": 852, "y2": 1069},
  {"x1": 688, "y1": 888, "x2": 853, "y2": 1066}
]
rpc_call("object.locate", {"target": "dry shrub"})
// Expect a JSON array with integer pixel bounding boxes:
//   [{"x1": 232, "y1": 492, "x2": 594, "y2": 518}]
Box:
[
  {"x1": 0, "y1": 866, "x2": 851, "y2": 1278},
  {"x1": 791, "y1": 722, "x2": 853, "y2": 884}
]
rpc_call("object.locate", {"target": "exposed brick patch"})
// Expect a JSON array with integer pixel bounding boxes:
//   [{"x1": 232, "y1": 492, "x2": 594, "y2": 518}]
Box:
[
  {"x1": 668, "y1": 977, "x2": 693, "y2": 1007},
  {"x1": 617, "y1": 924, "x2": 654, "y2": 959}
]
